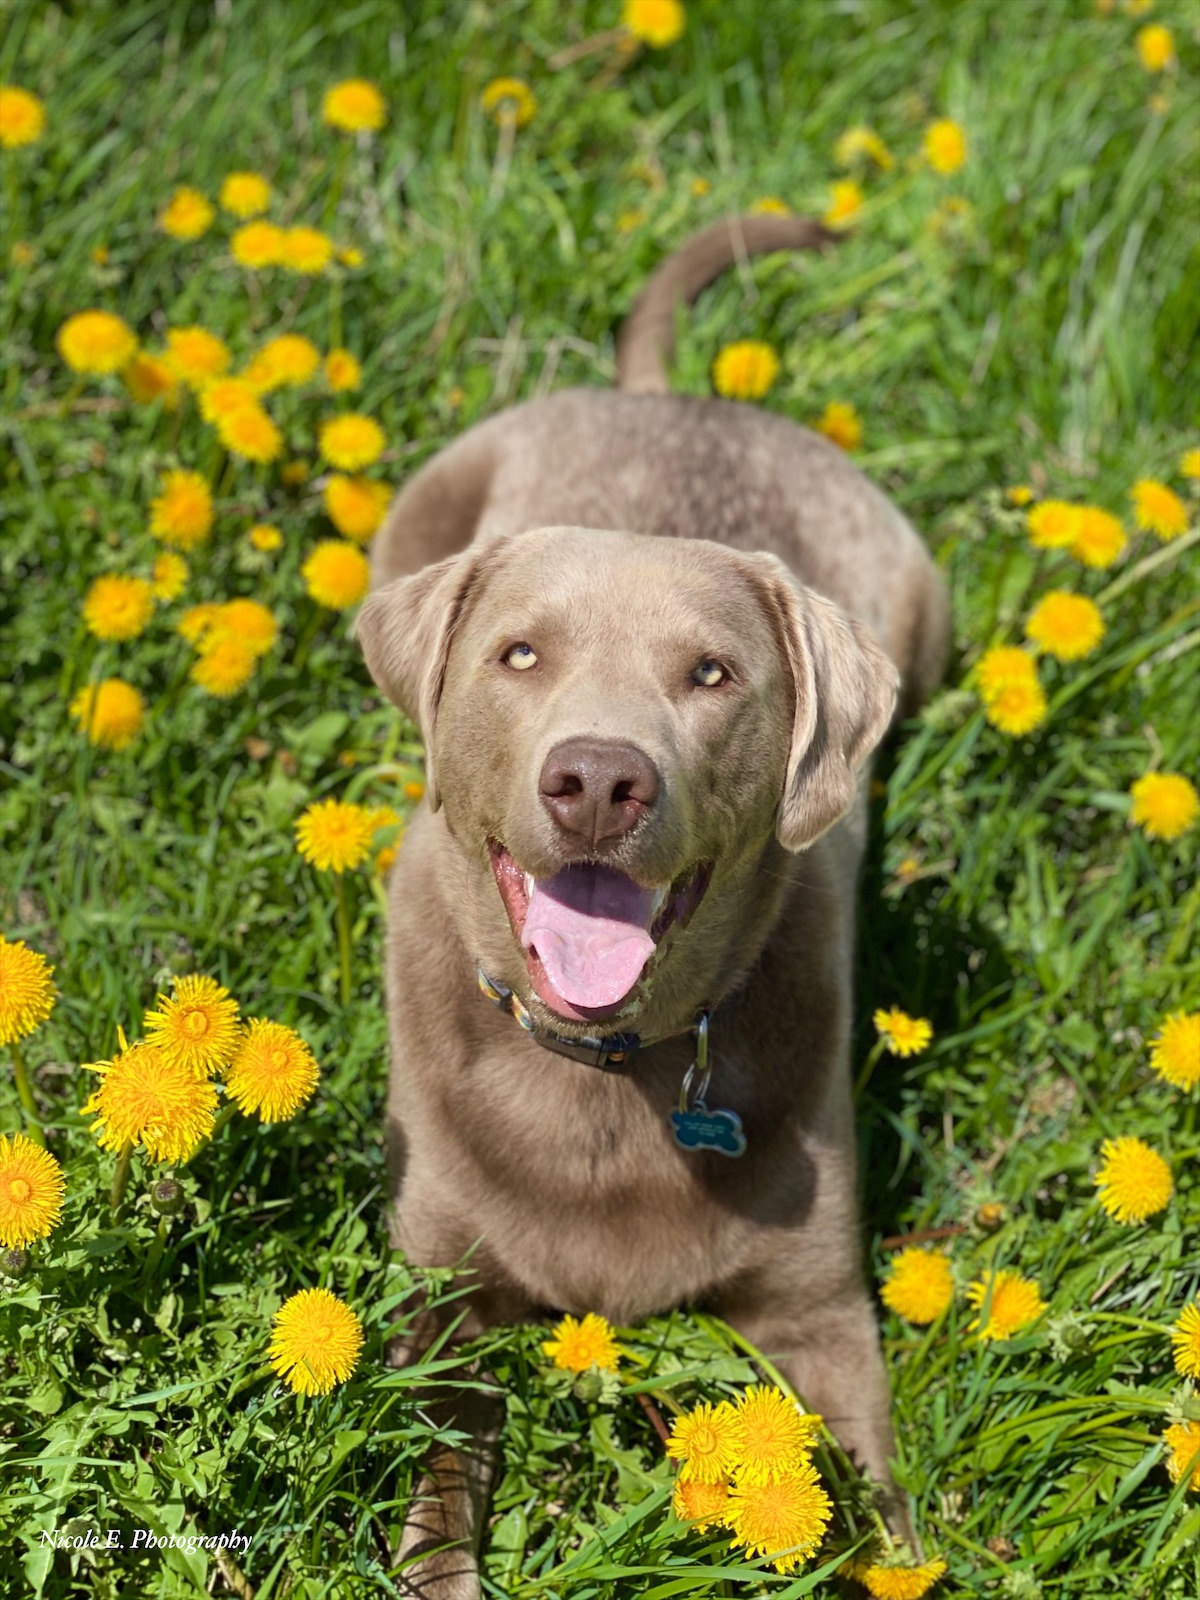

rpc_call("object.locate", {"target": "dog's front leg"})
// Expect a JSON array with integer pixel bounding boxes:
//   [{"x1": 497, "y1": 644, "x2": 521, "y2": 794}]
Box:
[{"x1": 395, "y1": 1382, "x2": 504, "y2": 1600}]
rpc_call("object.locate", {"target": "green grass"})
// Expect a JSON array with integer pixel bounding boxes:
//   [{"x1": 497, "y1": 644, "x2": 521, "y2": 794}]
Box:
[{"x1": 1, "y1": 1, "x2": 1198, "y2": 1595}]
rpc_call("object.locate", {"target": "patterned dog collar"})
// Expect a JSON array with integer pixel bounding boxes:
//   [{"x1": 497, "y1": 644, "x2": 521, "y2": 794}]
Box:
[{"x1": 476, "y1": 964, "x2": 691, "y2": 1071}]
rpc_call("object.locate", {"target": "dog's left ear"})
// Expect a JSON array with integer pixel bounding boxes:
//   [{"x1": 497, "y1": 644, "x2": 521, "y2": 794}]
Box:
[
  {"x1": 355, "y1": 539, "x2": 501, "y2": 811},
  {"x1": 748, "y1": 553, "x2": 899, "y2": 853}
]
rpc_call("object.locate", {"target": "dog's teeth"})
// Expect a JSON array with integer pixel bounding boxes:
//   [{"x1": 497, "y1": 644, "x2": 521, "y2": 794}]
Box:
[
  {"x1": 524, "y1": 872, "x2": 535, "y2": 897},
  {"x1": 650, "y1": 887, "x2": 668, "y2": 914}
]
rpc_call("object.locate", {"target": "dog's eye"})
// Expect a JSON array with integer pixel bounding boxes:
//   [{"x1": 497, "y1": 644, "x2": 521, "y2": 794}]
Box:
[
  {"x1": 503, "y1": 642, "x2": 538, "y2": 671},
  {"x1": 691, "y1": 659, "x2": 728, "y2": 688}
]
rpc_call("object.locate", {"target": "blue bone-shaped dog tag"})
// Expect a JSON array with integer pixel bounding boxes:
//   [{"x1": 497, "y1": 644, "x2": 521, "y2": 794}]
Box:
[{"x1": 670, "y1": 1105, "x2": 747, "y2": 1158}]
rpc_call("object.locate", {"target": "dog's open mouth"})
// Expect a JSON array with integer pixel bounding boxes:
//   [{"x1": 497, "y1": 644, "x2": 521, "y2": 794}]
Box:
[{"x1": 488, "y1": 843, "x2": 711, "y2": 1022}]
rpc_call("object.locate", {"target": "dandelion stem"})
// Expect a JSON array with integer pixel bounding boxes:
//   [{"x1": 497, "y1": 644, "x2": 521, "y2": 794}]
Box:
[
  {"x1": 58, "y1": 375, "x2": 86, "y2": 420},
  {"x1": 489, "y1": 111, "x2": 517, "y2": 203},
  {"x1": 110, "y1": 1140, "x2": 135, "y2": 1218},
  {"x1": 10, "y1": 1042, "x2": 46, "y2": 1146},
  {"x1": 292, "y1": 606, "x2": 322, "y2": 672},
  {"x1": 143, "y1": 1215, "x2": 169, "y2": 1281},
  {"x1": 854, "y1": 1038, "x2": 887, "y2": 1100},
  {"x1": 334, "y1": 875, "x2": 353, "y2": 1007}
]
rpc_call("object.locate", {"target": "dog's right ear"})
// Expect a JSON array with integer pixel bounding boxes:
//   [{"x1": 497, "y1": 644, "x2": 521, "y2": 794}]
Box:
[{"x1": 356, "y1": 542, "x2": 497, "y2": 811}]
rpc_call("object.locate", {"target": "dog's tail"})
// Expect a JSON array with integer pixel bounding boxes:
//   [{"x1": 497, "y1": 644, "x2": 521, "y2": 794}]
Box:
[{"x1": 615, "y1": 213, "x2": 837, "y2": 395}]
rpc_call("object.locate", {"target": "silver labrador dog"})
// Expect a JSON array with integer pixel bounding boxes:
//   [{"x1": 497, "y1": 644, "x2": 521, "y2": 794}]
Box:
[{"x1": 357, "y1": 214, "x2": 949, "y2": 1597}]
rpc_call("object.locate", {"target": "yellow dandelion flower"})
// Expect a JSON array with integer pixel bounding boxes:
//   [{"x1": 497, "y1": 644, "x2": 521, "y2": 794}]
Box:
[
  {"x1": 404, "y1": 780, "x2": 425, "y2": 803},
  {"x1": 324, "y1": 348, "x2": 362, "y2": 392},
  {"x1": 691, "y1": 177, "x2": 711, "y2": 197},
  {"x1": 124, "y1": 352, "x2": 178, "y2": 407},
  {"x1": 974, "y1": 643, "x2": 1046, "y2": 732},
  {"x1": 713, "y1": 341, "x2": 779, "y2": 401},
  {"x1": 150, "y1": 553, "x2": 188, "y2": 602},
  {"x1": 1094, "y1": 1136, "x2": 1173, "y2": 1223},
  {"x1": 0, "y1": 86, "x2": 46, "y2": 149},
  {"x1": 1071, "y1": 505, "x2": 1127, "y2": 568},
  {"x1": 323, "y1": 474, "x2": 390, "y2": 543},
  {"x1": 319, "y1": 413, "x2": 386, "y2": 471},
  {"x1": 339, "y1": 245, "x2": 364, "y2": 268},
  {"x1": 1150, "y1": 1011, "x2": 1199, "y2": 1091},
  {"x1": 1171, "y1": 1302, "x2": 1200, "y2": 1380},
  {"x1": 881, "y1": 1249, "x2": 954, "y2": 1324},
  {"x1": 1026, "y1": 499, "x2": 1082, "y2": 550},
  {"x1": 371, "y1": 806, "x2": 405, "y2": 874},
  {"x1": 216, "y1": 403, "x2": 283, "y2": 465},
  {"x1": 623, "y1": 0, "x2": 687, "y2": 48},
  {"x1": 232, "y1": 220, "x2": 286, "y2": 269},
  {"x1": 322, "y1": 79, "x2": 386, "y2": 133},
  {"x1": 158, "y1": 186, "x2": 214, "y2": 241},
  {"x1": 1130, "y1": 772, "x2": 1199, "y2": 842},
  {"x1": 966, "y1": 1269, "x2": 1046, "y2": 1340},
  {"x1": 815, "y1": 400, "x2": 862, "y2": 451},
  {"x1": 301, "y1": 540, "x2": 371, "y2": 609},
  {"x1": 198, "y1": 375, "x2": 261, "y2": 424},
  {"x1": 0, "y1": 1134, "x2": 65, "y2": 1248},
  {"x1": 247, "y1": 333, "x2": 321, "y2": 392},
  {"x1": 57, "y1": 310, "x2": 138, "y2": 376},
  {"x1": 1163, "y1": 1420, "x2": 1200, "y2": 1492},
  {"x1": 191, "y1": 636, "x2": 257, "y2": 697},
  {"x1": 834, "y1": 125, "x2": 894, "y2": 170},
  {"x1": 0, "y1": 937, "x2": 56, "y2": 1047},
  {"x1": 149, "y1": 468, "x2": 214, "y2": 550},
  {"x1": 280, "y1": 225, "x2": 334, "y2": 274},
  {"x1": 1024, "y1": 591, "x2": 1105, "y2": 661},
  {"x1": 541, "y1": 1311, "x2": 622, "y2": 1373},
  {"x1": 480, "y1": 77, "x2": 537, "y2": 128},
  {"x1": 219, "y1": 171, "x2": 271, "y2": 218},
  {"x1": 1136, "y1": 23, "x2": 1175, "y2": 71},
  {"x1": 873, "y1": 1008, "x2": 933, "y2": 1057},
  {"x1": 923, "y1": 118, "x2": 967, "y2": 175},
  {"x1": 207, "y1": 598, "x2": 279, "y2": 657},
  {"x1": 165, "y1": 326, "x2": 231, "y2": 388},
  {"x1": 976, "y1": 645, "x2": 1037, "y2": 699},
  {"x1": 861, "y1": 1557, "x2": 949, "y2": 1599},
  {"x1": 143, "y1": 974, "x2": 241, "y2": 1078},
  {"x1": 725, "y1": 1462, "x2": 832, "y2": 1574},
  {"x1": 295, "y1": 798, "x2": 377, "y2": 873},
  {"x1": 824, "y1": 179, "x2": 863, "y2": 229},
  {"x1": 735, "y1": 1386, "x2": 822, "y2": 1486},
  {"x1": 617, "y1": 208, "x2": 646, "y2": 235},
  {"x1": 672, "y1": 1476, "x2": 731, "y2": 1532},
  {"x1": 177, "y1": 603, "x2": 221, "y2": 645},
  {"x1": 749, "y1": 196, "x2": 790, "y2": 215},
  {"x1": 1006, "y1": 484, "x2": 1034, "y2": 506},
  {"x1": 83, "y1": 1042, "x2": 218, "y2": 1162},
  {"x1": 82, "y1": 574, "x2": 154, "y2": 642},
  {"x1": 281, "y1": 459, "x2": 309, "y2": 487},
  {"x1": 1180, "y1": 447, "x2": 1200, "y2": 481},
  {"x1": 249, "y1": 523, "x2": 283, "y2": 553},
  {"x1": 225, "y1": 1019, "x2": 320, "y2": 1123},
  {"x1": 666, "y1": 1400, "x2": 745, "y2": 1484},
  {"x1": 11, "y1": 241, "x2": 35, "y2": 266},
  {"x1": 269, "y1": 1286, "x2": 364, "y2": 1395},
  {"x1": 69, "y1": 679, "x2": 145, "y2": 750},
  {"x1": 1132, "y1": 478, "x2": 1188, "y2": 541}
]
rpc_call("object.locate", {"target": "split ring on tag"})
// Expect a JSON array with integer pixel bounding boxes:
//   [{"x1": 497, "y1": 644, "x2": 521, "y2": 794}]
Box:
[{"x1": 669, "y1": 1013, "x2": 747, "y2": 1158}]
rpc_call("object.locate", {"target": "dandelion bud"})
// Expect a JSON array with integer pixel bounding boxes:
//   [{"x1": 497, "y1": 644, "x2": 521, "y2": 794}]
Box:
[
  {"x1": 151, "y1": 1179, "x2": 185, "y2": 1215},
  {"x1": 974, "y1": 1200, "x2": 1005, "y2": 1232},
  {"x1": 1, "y1": 1247, "x2": 30, "y2": 1277},
  {"x1": 572, "y1": 1366, "x2": 605, "y2": 1403}
]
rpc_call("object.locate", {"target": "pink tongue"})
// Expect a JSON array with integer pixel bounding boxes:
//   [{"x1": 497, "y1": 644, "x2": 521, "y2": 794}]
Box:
[{"x1": 522, "y1": 865, "x2": 657, "y2": 1010}]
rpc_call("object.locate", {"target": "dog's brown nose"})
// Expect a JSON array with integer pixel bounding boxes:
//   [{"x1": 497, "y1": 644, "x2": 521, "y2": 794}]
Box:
[{"x1": 539, "y1": 738, "x2": 660, "y2": 844}]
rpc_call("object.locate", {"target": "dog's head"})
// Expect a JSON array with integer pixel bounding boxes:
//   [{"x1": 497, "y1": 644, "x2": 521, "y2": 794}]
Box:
[{"x1": 358, "y1": 527, "x2": 896, "y2": 1035}]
